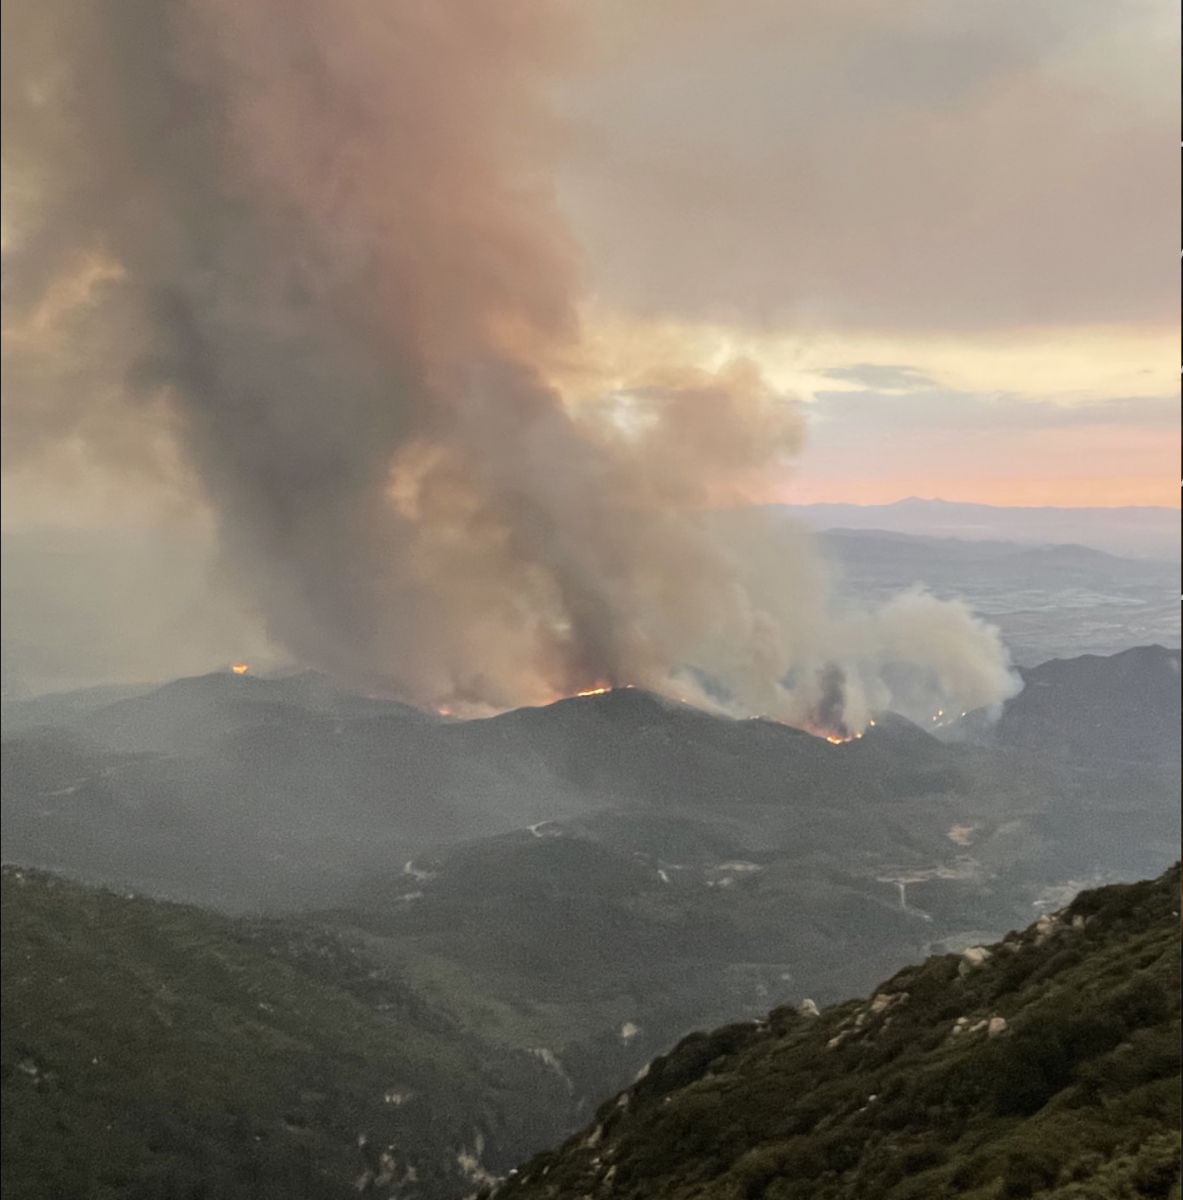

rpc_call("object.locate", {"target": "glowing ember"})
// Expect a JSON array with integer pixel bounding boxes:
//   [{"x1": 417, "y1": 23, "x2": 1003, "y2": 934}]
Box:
[
  {"x1": 821, "y1": 730, "x2": 863, "y2": 745},
  {"x1": 929, "y1": 709, "x2": 967, "y2": 728},
  {"x1": 230, "y1": 663, "x2": 249, "y2": 675},
  {"x1": 575, "y1": 686, "x2": 611, "y2": 697},
  {"x1": 764, "y1": 714, "x2": 864, "y2": 744}
]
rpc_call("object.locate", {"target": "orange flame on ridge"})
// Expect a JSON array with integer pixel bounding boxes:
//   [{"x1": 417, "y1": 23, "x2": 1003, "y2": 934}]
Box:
[{"x1": 230, "y1": 663, "x2": 249, "y2": 675}]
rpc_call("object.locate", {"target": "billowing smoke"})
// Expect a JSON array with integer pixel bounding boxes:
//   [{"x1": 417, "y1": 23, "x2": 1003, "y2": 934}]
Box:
[
  {"x1": 1, "y1": 0, "x2": 1020, "y2": 729},
  {"x1": 813, "y1": 666, "x2": 849, "y2": 741}
]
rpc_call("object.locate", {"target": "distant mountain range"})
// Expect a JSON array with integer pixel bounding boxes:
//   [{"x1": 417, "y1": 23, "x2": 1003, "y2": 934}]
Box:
[{"x1": 767, "y1": 498, "x2": 1181, "y2": 559}]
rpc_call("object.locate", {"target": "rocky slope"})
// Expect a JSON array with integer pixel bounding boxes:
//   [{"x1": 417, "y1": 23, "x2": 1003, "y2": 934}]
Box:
[{"x1": 497, "y1": 865, "x2": 1182, "y2": 1200}]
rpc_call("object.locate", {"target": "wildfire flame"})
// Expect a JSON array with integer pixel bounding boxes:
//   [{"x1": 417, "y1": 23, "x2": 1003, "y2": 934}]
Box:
[
  {"x1": 929, "y1": 709, "x2": 968, "y2": 727},
  {"x1": 230, "y1": 663, "x2": 249, "y2": 675},
  {"x1": 426, "y1": 682, "x2": 868, "y2": 744},
  {"x1": 761, "y1": 714, "x2": 865, "y2": 744},
  {"x1": 821, "y1": 730, "x2": 864, "y2": 745}
]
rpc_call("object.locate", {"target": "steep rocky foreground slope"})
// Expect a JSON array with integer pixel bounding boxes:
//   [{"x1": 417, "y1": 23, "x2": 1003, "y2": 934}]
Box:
[
  {"x1": 1, "y1": 865, "x2": 1177, "y2": 1200},
  {"x1": 498, "y1": 865, "x2": 1181, "y2": 1200}
]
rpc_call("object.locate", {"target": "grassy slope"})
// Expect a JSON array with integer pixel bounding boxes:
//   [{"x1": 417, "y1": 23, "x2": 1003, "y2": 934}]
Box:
[
  {"x1": 0, "y1": 868, "x2": 571, "y2": 1200},
  {"x1": 499, "y1": 866, "x2": 1182, "y2": 1200}
]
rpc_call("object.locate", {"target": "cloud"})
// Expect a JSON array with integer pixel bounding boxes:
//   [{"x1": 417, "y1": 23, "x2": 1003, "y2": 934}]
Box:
[
  {"x1": 807, "y1": 389, "x2": 1181, "y2": 432},
  {"x1": 795, "y1": 387, "x2": 1180, "y2": 496},
  {"x1": 817, "y1": 364, "x2": 938, "y2": 391},
  {"x1": 556, "y1": 0, "x2": 1179, "y2": 331}
]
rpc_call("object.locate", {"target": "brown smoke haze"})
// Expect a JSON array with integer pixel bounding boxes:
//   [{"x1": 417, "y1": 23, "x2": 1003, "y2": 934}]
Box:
[{"x1": 1, "y1": 0, "x2": 1019, "y2": 730}]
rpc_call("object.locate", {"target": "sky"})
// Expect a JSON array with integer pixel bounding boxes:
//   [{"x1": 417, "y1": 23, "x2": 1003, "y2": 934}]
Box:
[
  {"x1": 2, "y1": 0, "x2": 1179, "y2": 525},
  {"x1": 551, "y1": 0, "x2": 1181, "y2": 508}
]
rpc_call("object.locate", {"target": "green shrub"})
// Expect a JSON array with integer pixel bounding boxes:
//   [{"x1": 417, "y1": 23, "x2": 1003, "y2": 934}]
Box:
[{"x1": 1002, "y1": 1147, "x2": 1062, "y2": 1197}]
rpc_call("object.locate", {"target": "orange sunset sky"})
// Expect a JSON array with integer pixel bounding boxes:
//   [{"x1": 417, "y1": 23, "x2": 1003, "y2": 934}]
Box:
[{"x1": 552, "y1": 0, "x2": 1181, "y2": 513}]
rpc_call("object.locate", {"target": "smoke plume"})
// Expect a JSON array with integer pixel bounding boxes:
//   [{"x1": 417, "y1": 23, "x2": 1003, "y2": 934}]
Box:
[{"x1": 1, "y1": 0, "x2": 1019, "y2": 728}]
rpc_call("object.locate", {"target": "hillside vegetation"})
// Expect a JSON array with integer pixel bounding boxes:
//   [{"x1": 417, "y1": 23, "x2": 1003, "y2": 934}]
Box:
[
  {"x1": 1, "y1": 864, "x2": 1178, "y2": 1199},
  {"x1": 0, "y1": 868, "x2": 571, "y2": 1200},
  {"x1": 498, "y1": 865, "x2": 1182, "y2": 1200}
]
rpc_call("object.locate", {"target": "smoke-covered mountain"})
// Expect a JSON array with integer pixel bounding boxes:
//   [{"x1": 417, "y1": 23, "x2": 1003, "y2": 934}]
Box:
[
  {"x1": 498, "y1": 865, "x2": 1182, "y2": 1200},
  {"x1": 4, "y1": 647, "x2": 1178, "y2": 915},
  {"x1": 991, "y1": 645, "x2": 1181, "y2": 766},
  {"x1": 5, "y1": 525, "x2": 1177, "y2": 696},
  {"x1": 7, "y1": 3, "x2": 1041, "y2": 734},
  {"x1": 2, "y1": 649, "x2": 1178, "y2": 1129}
]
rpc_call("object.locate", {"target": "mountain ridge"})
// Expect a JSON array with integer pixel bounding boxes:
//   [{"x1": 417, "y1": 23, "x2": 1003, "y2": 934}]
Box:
[{"x1": 762, "y1": 500, "x2": 1180, "y2": 559}]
